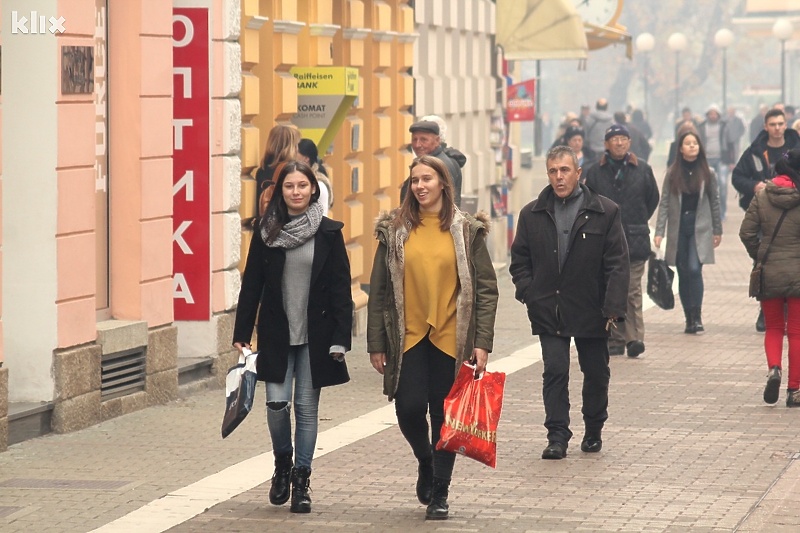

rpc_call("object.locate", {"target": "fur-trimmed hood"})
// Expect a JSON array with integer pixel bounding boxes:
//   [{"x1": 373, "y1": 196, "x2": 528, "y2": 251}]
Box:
[{"x1": 367, "y1": 207, "x2": 498, "y2": 400}]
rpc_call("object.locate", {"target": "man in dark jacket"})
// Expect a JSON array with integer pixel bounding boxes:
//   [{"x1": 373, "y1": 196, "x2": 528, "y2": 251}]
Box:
[
  {"x1": 510, "y1": 145, "x2": 629, "y2": 461},
  {"x1": 732, "y1": 108, "x2": 800, "y2": 332},
  {"x1": 584, "y1": 124, "x2": 660, "y2": 358},
  {"x1": 400, "y1": 119, "x2": 463, "y2": 207},
  {"x1": 733, "y1": 109, "x2": 800, "y2": 211}
]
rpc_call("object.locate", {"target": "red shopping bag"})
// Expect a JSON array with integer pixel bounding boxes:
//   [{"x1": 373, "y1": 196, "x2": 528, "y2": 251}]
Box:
[{"x1": 436, "y1": 361, "x2": 506, "y2": 468}]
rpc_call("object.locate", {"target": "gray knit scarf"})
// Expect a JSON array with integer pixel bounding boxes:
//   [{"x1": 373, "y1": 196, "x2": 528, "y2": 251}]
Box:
[{"x1": 262, "y1": 201, "x2": 324, "y2": 249}]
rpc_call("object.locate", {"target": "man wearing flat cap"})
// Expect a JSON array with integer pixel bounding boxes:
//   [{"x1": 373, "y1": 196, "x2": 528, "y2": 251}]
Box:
[
  {"x1": 402, "y1": 119, "x2": 463, "y2": 207},
  {"x1": 584, "y1": 123, "x2": 659, "y2": 359}
]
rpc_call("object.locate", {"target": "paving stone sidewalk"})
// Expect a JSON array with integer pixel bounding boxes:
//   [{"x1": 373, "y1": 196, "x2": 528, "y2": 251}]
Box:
[{"x1": 1, "y1": 186, "x2": 799, "y2": 532}]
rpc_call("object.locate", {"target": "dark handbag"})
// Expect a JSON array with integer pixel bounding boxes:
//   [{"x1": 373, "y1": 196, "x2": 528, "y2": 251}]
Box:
[
  {"x1": 748, "y1": 266, "x2": 763, "y2": 299},
  {"x1": 749, "y1": 210, "x2": 788, "y2": 299},
  {"x1": 221, "y1": 349, "x2": 258, "y2": 438},
  {"x1": 647, "y1": 252, "x2": 675, "y2": 310}
]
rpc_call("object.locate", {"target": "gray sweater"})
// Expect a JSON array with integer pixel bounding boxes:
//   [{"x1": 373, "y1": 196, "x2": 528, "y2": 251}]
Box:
[
  {"x1": 553, "y1": 186, "x2": 585, "y2": 270},
  {"x1": 282, "y1": 238, "x2": 314, "y2": 345}
]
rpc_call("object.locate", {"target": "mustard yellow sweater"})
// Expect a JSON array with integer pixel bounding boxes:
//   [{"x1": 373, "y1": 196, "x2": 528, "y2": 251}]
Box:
[{"x1": 403, "y1": 212, "x2": 458, "y2": 356}]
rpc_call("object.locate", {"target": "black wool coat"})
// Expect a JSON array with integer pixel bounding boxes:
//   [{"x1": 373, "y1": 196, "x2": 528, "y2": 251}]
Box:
[
  {"x1": 583, "y1": 152, "x2": 660, "y2": 262},
  {"x1": 509, "y1": 184, "x2": 630, "y2": 338},
  {"x1": 232, "y1": 217, "x2": 353, "y2": 389}
]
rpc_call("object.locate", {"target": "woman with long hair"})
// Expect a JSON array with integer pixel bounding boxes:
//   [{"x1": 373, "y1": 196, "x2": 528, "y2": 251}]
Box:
[
  {"x1": 245, "y1": 124, "x2": 302, "y2": 228},
  {"x1": 654, "y1": 131, "x2": 723, "y2": 334},
  {"x1": 740, "y1": 148, "x2": 800, "y2": 406},
  {"x1": 233, "y1": 160, "x2": 353, "y2": 513},
  {"x1": 367, "y1": 155, "x2": 498, "y2": 520}
]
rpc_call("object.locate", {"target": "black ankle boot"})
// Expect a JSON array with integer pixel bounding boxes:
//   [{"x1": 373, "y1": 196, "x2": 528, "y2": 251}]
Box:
[
  {"x1": 416, "y1": 457, "x2": 433, "y2": 505},
  {"x1": 693, "y1": 307, "x2": 704, "y2": 334},
  {"x1": 684, "y1": 308, "x2": 696, "y2": 334},
  {"x1": 290, "y1": 466, "x2": 312, "y2": 513},
  {"x1": 425, "y1": 478, "x2": 450, "y2": 520},
  {"x1": 269, "y1": 453, "x2": 293, "y2": 505}
]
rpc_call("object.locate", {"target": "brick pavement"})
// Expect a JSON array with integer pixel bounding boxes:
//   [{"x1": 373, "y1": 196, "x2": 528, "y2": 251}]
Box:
[{"x1": 2, "y1": 180, "x2": 800, "y2": 532}]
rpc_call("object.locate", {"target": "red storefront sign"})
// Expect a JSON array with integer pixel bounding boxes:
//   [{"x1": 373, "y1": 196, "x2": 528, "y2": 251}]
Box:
[
  {"x1": 506, "y1": 79, "x2": 536, "y2": 122},
  {"x1": 172, "y1": 8, "x2": 210, "y2": 320}
]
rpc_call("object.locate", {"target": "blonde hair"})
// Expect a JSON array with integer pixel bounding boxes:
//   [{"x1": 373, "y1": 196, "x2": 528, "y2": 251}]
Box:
[{"x1": 260, "y1": 124, "x2": 300, "y2": 169}]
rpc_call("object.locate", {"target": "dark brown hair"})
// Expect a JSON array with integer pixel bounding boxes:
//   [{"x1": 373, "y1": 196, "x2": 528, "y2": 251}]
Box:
[
  {"x1": 261, "y1": 160, "x2": 321, "y2": 242},
  {"x1": 395, "y1": 155, "x2": 455, "y2": 231},
  {"x1": 775, "y1": 148, "x2": 800, "y2": 188},
  {"x1": 665, "y1": 131, "x2": 713, "y2": 195}
]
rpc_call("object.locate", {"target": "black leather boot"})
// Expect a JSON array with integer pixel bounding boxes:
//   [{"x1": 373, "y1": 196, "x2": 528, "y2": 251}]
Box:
[
  {"x1": 268, "y1": 453, "x2": 293, "y2": 505},
  {"x1": 290, "y1": 466, "x2": 312, "y2": 513},
  {"x1": 684, "y1": 308, "x2": 696, "y2": 334},
  {"x1": 693, "y1": 307, "x2": 705, "y2": 334},
  {"x1": 425, "y1": 478, "x2": 450, "y2": 520},
  {"x1": 416, "y1": 456, "x2": 433, "y2": 505}
]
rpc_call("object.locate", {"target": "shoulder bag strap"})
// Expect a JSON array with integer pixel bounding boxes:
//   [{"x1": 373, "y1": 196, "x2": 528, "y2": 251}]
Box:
[{"x1": 760, "y1": 209, "x2": 789, "y2": 266}]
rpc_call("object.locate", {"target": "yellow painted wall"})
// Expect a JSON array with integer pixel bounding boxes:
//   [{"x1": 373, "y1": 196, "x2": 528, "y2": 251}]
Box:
[{"x1": 240, "y1": 0, "x2": 415, "y2": 305}]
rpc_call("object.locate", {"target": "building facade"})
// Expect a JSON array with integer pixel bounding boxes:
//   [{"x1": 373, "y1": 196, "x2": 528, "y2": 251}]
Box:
[{"x1": 0, "y1": 0, "x2": 500, "y2": 451}]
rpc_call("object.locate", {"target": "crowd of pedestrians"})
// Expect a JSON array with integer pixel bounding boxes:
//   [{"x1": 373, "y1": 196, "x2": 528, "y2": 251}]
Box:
[{"x1": 227, "y1": 98, "x2": 800, "y2": 521}]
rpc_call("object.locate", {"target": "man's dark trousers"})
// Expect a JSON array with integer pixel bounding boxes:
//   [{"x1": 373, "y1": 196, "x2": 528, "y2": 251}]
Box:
[{"x1": 539, "y1": 334, "x2": 610, "y2": 446}]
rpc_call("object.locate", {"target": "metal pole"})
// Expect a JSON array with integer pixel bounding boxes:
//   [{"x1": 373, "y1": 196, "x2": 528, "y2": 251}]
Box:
[
  {"x1": 534, "y1": 60, "x2": 542, "y2": 156},
  {"x1": 675, "y1": 51, "x2": 680, "y2": 119},
  {"x1": 722, "y1": 48, "x2": 727, "y2": 111},
  {"x1": 781, "y1": 40, "x2": 787, "y2": 104},
  {"x1": 644, "y1": 53, "x2": 649, "y2": 119}
]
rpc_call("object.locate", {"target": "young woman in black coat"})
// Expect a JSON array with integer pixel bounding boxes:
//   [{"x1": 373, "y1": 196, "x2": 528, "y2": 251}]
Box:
[{"x1": 233, "y1": 161, "x2": 353, "y2": 514}]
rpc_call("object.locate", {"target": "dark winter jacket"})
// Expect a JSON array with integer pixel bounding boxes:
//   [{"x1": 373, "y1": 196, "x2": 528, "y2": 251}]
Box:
[
  {"x1": 232, "y1": 217, "x2": 353, "y2": 389},
  {"x1": 732, "y1": 128, "x2": 800, "y2": 210},
  {"x1": 739, "y1": 177, "x2": 800, "y2": 301},
  {"x1": 366, "y1": 209, "x2": 498, "y2": 401},
  {"x1": 583, "y1": 152, "x2": 660, "y2": 262},
  {"x1": 509, "y1": 183, "x2": 630, "y2": 338}
]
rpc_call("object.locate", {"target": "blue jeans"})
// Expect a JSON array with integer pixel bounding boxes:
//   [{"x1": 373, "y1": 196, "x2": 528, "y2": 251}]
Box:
[
  {"x1": 265, "y1": 344, "x2": 320, "y2": 469},
  {"x1": 676, "y1": 211, "x2": 704, "y2": 310},
  {"x1": 708, "y1": 157, "x2": 727, "y2": 220}
]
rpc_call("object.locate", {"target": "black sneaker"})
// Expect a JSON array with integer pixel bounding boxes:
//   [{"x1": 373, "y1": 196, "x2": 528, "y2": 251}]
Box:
[
  {"x1": 756, "y1": 310, "x2": 766, "y2": 333},
  {"x1": 541, "y1": 442, "x2": 567, "y2": 460},
  {"x1": 764, "y1": 366, "x2": 781, "y2": 404},
  {"x1": 626, "y1": 340, "x2": 645, "y2": 358},
  {"x1": 787, "y1": 389, "x2": 800, "y2": 407}
]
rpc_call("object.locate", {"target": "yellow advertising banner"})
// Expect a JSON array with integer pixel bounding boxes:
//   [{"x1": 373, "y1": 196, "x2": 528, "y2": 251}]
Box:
[{"x1": 290, "y1": 67, "x2": 359, "y2": 155}]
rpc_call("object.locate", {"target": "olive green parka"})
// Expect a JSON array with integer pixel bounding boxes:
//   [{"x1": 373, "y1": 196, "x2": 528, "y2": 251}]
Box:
[
  {"x1": 366, "y1": 209, "x2": 499, "y2": 401},
  {"x1": 740, "y1": 178, "x2": 800, "y2": 301}
]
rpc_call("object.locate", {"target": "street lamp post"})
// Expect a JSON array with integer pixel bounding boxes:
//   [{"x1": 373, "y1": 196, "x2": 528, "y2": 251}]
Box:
[
  {"x1": 714, "y1": 29, "x2": 734, "y2": 111},
  {"x1": 635, "y1": 33, "x2": 655, "y2": 119},
  {"x1": 668, "y1": 33, "x2": 688, "y2": 120},
  {"x1": 773, "y1": 18, "x2": 794, "y2": 104}
]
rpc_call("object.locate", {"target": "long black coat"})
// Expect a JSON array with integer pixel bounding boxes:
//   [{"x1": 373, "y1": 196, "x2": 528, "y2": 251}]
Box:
[
  {"x1": 583, "y1": 152, "x2": 659, "y2": 262},
  {"x1": 509, "y1": 184, "x2": 630, "y2": 338},
  {"x1": 232, "y1": 217, "x2": 353, "y2": 389}
]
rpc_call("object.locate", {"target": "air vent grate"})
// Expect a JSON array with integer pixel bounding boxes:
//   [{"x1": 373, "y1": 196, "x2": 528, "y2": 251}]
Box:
[{"x1": 101, "y1": 348, "x2": 146, "y2": 400}]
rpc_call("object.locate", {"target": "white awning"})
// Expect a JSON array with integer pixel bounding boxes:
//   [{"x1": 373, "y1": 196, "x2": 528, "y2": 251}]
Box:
[{"x1": 496, "y1": 0, "x2": 588, "y2": 60}]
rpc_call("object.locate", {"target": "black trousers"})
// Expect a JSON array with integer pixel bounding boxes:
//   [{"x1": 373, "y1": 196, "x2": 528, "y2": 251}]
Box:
[
  {"x1": 539, "y1": 334, "x2": 610, "y2": 446},
  {"x1": 394, "y1": 335, "x2": 456, "y2": 481}
]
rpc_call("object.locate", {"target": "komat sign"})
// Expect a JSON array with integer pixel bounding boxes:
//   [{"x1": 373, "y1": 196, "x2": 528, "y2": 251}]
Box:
[
  {"x1": 290, "y1": 67, "x2": 359, "y2": 154},
  {"x1": 172, "y1": 8, "x2": 210, "y2": 320}
]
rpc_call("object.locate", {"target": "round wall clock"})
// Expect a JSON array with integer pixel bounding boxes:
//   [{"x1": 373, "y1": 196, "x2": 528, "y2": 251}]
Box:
[{"x1": 572, "y1": 0, "x2": 623, "y2": 27}]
